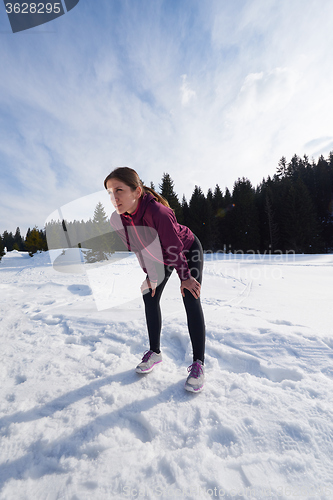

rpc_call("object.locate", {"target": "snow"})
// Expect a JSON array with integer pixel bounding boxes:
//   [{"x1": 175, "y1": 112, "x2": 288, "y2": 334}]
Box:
[{"x1": 0, "y1": 250, "x2": 333, "y2": 500}]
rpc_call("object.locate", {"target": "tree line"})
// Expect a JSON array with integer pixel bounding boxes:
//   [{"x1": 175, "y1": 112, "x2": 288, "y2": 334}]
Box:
[
  {"x1": 1, "y1": 151, "x2": 333, "y2": 261},
  {"x1": 0, "y1": 227, "x2": 47, "y2": 259},
  {"x1": 159, "y1": 152, "x2": 333, "y2": 254}
]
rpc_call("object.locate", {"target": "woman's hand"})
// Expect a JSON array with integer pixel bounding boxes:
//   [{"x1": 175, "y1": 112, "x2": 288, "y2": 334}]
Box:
[
  {"x1": 141, "y1": 278, "x2": 158, "y2": 297},
  {"x1": 180, "y1": 276, "x2": 201, "y2": 299}
]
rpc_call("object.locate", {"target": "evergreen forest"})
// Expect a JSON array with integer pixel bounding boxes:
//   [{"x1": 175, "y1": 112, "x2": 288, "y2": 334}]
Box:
[{"x1": 1, "y1": 153, "x2": 333, "y2": 261}]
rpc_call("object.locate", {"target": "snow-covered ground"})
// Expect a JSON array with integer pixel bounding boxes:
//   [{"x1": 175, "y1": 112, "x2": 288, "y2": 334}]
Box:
[{"x1": 0, "y1": 250, "x2": 333, "y2": 500}]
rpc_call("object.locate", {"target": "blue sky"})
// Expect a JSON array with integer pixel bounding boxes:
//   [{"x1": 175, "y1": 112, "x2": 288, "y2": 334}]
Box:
[{"x1": 1, "y1": 0, "x2": 333, "y2": 235}]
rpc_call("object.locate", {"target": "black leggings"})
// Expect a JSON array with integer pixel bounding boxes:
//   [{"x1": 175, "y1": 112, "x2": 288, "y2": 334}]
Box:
[{"x1": 142, "y1": 235, "x2": 206, "y2": 364}]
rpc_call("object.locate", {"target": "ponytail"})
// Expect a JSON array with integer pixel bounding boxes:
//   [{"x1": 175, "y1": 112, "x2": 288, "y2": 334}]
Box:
[{"x1": 142, "y1": 185, "x2": 170, "y2": 208}]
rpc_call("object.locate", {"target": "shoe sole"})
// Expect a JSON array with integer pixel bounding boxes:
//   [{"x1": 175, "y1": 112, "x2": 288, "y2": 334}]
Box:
[{"x1": 135, "y1": 360, "x2": 162, "y2": 374}]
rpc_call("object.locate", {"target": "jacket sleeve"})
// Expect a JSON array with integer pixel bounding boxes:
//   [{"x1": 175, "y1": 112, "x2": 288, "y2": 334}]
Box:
[{"x1": 150, "y1": 206, "x2": 192, "y2": 281}]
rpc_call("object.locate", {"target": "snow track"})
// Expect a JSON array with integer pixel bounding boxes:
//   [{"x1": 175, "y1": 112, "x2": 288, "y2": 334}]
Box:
[{"x1": 0, "y1": 251, "x2": 333, "y2": 499}]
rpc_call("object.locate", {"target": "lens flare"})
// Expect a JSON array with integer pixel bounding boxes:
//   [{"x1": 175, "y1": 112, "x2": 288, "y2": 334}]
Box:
[{"x1": 216, "y1": 204, "x2": 235, "y2": 218}]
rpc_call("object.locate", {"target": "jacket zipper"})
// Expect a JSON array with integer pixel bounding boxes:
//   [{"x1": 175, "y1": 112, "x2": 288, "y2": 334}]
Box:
[{"x1": 127, "y1": 217, "x2": 165, "y2": 266}]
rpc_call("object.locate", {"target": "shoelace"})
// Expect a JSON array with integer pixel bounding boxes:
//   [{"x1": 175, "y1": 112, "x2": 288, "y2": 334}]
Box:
[
  {"x1": 187, "y1": 362, "x2": 203, "y2": 379},
  {"x1": 142, "y1": 350, "x2": 153, "y2": 362}
]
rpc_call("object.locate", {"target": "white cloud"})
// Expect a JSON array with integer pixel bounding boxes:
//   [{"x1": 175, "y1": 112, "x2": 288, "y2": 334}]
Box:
[{"x1": 180, "y1": 74, "x2": 196, "y2": 106}]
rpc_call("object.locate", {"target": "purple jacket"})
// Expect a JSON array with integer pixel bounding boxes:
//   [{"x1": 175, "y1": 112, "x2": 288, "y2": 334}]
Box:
[{"x1": 110, "y1": 193, "x2": 194, "y2": 281}]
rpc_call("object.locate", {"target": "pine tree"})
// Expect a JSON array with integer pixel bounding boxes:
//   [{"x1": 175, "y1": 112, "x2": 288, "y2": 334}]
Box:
[
  {"x1": 188, "y1": 186, "x2": 212, "y2": 249},
  {"x1": 264, "y1": 189, "x2": 279, "y2": 251},
  {"x1": 308, "y1": 155, "x2": 332, "y2": 251},
  {"x1": 286, "y1": 154, "x2": 301, "y2": 179},
  {"x1": 0, "y1": 235, "x2": 5, "y2": 261},
  {"x1": 229, "y1": 178, "x2": 260, "y2": 252},
  {"x1": 82, "y1": 202, "x2": 115, "y2": 263},
  {"x1": 40, "y1": 228, "x2": 48, "y2": 251},
  {"x1": 211, "y1": 184, "x2": 227, "y2": 250},
  {"x1": 2, "y1": 231, "x2": 14, "y2": 252},
  {"x1": 282, "y1": 177, "x2": 320, "y2": 253},
  {"x1": 25, "y1": 227, "x2": 47, "y2": 256},
  {"x1": 159, "y1": 173, "x2": 183, "y2": 223},
  {"x1": 256, "y1": 178, "x2": 280, "y2": 252},
  {"x1": 212, "y1": 184, "x2": 224, "y2": 213},
  {"x1": 207, "y1": 187, "x2": 219, "y2": 251},
  {"x1": 276, "y1": 156, "x2": 287, "y2": 178},
  {"x1": 204, "y1": 189, "x2": 214, "y2": 250},
  {"x1": 326, "y1": 152, "x2": 333, "y2": 250},
  {"x1": 181, "y1": 195, "x2": 190, "y2": 228},
  {"x1": 220, "y1": 187, "x2": 234, "y2": 252},
  {"x1": 13, "y1": 227, "x2": 24, "y2": 251},
  {"x1": 93, "y1": 202, "x2": 109, "y2": 225}
]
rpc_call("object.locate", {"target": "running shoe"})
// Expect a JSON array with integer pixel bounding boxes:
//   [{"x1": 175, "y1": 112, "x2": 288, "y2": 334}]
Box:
[
  {"x1": 136, "y1": 350, "x2": 162, "y2": 373},
  {"x1": 185, "y1": 360, "x2": 204, "y2": 392}
]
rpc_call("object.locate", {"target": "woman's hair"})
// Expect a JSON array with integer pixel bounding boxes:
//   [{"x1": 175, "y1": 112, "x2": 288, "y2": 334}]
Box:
[{"x1": 104, "y1": 167, "x2": 170, "y2": 208}]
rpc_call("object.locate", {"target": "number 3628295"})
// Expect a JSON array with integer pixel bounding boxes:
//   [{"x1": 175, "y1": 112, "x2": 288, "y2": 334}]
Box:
[{"x1": 5, "y1": 3, "x2": 62, "y2": 14}]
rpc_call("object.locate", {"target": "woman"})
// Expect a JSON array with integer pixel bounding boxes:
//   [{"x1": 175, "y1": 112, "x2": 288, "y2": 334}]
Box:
[{"x1": 104, "y1": 167, "x2": 206, "y2": 392}]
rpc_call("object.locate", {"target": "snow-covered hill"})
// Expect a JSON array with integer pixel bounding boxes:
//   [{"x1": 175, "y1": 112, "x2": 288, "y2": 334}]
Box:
[{"x1": 0, "y1": 250, "x2": 333, "y2": 500}]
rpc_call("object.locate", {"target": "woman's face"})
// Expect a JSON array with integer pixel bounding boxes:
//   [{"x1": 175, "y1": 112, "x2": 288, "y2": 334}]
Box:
[{"x1": 106, "y1": 178, "x2": 142, "y2": 215}]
